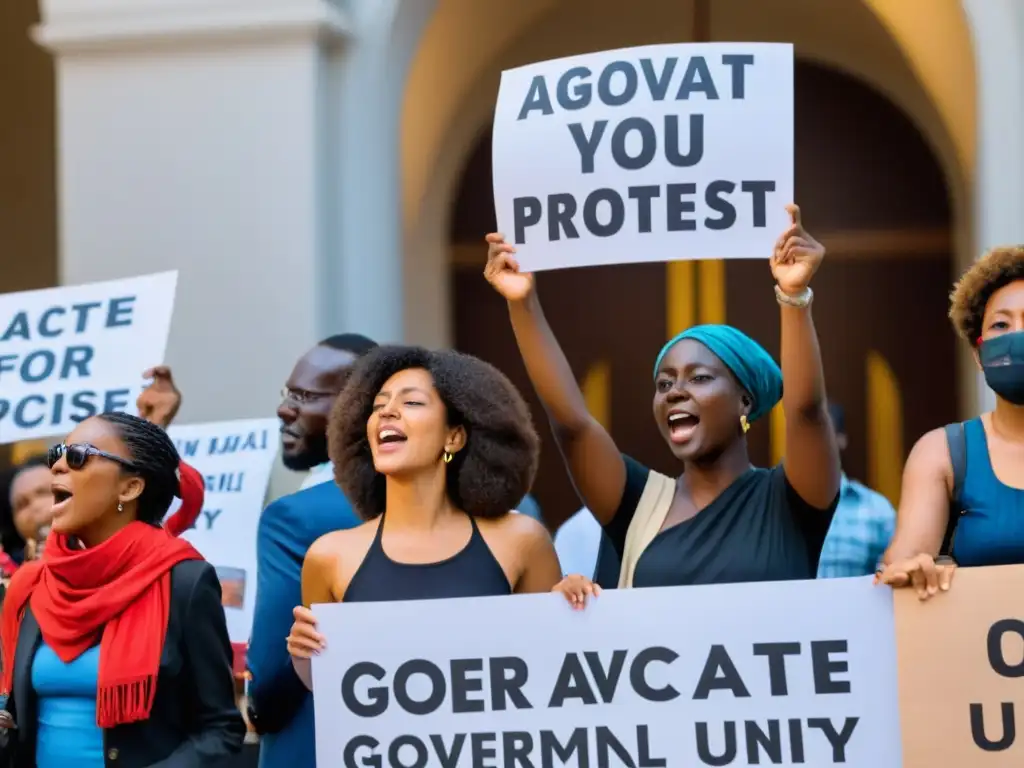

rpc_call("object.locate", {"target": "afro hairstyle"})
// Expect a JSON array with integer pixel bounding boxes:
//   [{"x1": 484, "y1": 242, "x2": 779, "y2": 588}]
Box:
[
  {"x1": 328, "y1": 345, "x2": 539, "y2": 520},
  {"x1": 949, "y1": 246, "x2": 1024, "y2": 346}
]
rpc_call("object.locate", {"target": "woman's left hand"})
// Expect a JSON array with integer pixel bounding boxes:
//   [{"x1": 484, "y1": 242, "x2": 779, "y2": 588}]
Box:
[
  {"x1": 876, "y1": 553, "x2": 956, "y2": 600},
  {"x1": 770, "y1": 204, "x2": 825, "y2": 296},
  {"x1": 554, "y1": 574, "x2": 601, "y2": 610},
  {"x1": 0, "y1": 710, "x2": 17, "y2": 730}
]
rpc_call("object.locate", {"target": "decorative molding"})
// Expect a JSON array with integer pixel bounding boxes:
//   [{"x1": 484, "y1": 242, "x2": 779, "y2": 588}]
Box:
[
  {"x1": 816, "y1": 227, "x2": 952, "y2": 258},
  {"x1": 33, "y1": 0, "x2": 350, "y2": 54},
  {"x1": 449, "y1": 227, "x2": 952, "y2": 269}
]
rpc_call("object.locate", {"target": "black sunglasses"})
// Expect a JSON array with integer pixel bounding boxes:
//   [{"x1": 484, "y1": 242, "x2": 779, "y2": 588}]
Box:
[{"x1": 47, "y1": 443, "x2": 140, "y2": 473}]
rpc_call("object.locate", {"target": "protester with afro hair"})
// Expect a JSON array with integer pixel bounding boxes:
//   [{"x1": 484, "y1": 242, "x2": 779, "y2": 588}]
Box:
[
  {"x1": 286, "y1": 345, "x2": 561, "y2": 688},
  {"x1": 879, "y1": 246, "x2": 1024, "y2": 599}
]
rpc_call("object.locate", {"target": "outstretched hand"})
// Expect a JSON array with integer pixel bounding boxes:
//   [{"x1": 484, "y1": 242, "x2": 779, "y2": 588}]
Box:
[
  {"x1": 770, "y1": 204, "x2": 825, "y2": 296},
  {"x1": 483, "y1": 234, "x2": 535, "y2": 302}
]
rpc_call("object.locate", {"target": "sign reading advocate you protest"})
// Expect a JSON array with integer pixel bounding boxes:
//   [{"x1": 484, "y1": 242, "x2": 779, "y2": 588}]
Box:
[
  {"x1": 313, "y1": 577, "x2": 900, "y2": 767},
  {"x1": 0, "y1": 272, "x2": 177, "y2": 444},
  {"x1": 492, "y1": 43, "x2": 793, "y2": 272}
]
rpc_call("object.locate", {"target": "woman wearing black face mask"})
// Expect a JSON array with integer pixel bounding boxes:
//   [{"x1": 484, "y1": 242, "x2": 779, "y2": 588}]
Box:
[{"x1": 878, "y1": 246, "x2": 1024, "y2": 599}]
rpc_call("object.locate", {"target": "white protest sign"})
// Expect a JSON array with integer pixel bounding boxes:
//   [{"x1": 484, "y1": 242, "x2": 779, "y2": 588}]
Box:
[
  {"x1": 166, "y1": 418, "x2": 279, "y2": 643},
  {"x1": 0, "y1": 272, "x2": 178, "y2": 445},
  {"x1": 312, "y1": 577, "x2": 900, "y2": 767},
  {"x1": 492, "y1": 43, "x2": 794, "y2": 272}
]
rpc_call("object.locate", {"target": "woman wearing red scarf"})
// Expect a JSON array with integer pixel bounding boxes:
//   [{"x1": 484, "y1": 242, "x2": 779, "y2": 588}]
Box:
[{"x1": 0, "y1": 412, "x2": 245, "y2": 767}]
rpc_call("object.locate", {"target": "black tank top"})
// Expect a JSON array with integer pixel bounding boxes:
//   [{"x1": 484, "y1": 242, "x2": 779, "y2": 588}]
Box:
[{"x1": 343, "y1": 513, "x2": 512, "y2": 603}]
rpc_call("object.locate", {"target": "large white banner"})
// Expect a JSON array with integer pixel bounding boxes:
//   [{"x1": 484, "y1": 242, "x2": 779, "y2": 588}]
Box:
[
  {"x1": 492, "y1": 43, "x2": 794, "y2": 272},
  {"x1": 312, "y1": 577, "x2": 900, "y2": 767},
  {"x1": 0, "y1": 272, "x2": 177, "y2": 444},
  {"x1": 166, "y1": 418, "x2": 279, "y2": 643}
]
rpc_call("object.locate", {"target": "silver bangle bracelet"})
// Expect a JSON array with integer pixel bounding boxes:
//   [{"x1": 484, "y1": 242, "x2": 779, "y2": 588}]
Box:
[{"x1": 775, "y1": 284, "x2": 813, "y2": 308}]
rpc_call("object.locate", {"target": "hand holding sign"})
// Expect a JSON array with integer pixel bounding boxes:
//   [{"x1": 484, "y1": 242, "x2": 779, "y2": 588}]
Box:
[
  {"x1": 137, "y1": 366, "x2": 181, "y2": 428},
  {"x1": 288, "y1": 605, "x2": 325, "y2": 659},
  {"x1": 287, "y1": 605, "x2": 323, "y2": 692},
  {"x1": 554, "y1": 573, "x2": 602, "y2": 610},
  {"x1": 484, "y1": 233, "x2": 535, "y2": 302},
  {"x1": 770, "y1": 204, "x2": 825, "y2": 296},
  {"x1": 876, "y1": 553, "x2": 956, "y2": 601}
]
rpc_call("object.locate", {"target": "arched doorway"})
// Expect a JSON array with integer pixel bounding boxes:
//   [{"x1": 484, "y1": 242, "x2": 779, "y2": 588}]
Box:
[{"x1": 447, "y1": 61, "x2": 954, "y2": 528}]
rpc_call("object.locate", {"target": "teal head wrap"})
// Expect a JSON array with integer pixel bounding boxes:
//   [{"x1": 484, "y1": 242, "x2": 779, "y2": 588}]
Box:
[{"x1": 652, "y1": 324, "x2": 782, "y2": 423}]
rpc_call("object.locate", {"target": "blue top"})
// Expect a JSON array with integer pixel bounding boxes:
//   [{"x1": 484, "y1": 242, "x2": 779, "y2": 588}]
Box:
[
  {"x1": 248, "y1": 480, "x2": 361, "y2": 768},
  {"x1": 817, "y1": 475, "x2": 896, "y2": 578},
  {"x1": 32, "y1": 643, "x2": 104, "y2": 768},
  {"x1": 952, "y1": 418, "x2": 1024, "y2": 567}
]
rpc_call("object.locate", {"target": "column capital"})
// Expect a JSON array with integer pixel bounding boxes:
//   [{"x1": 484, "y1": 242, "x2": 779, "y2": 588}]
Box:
[{"x1": 33, "y1": 0, "x2": 350, "y2": 54}]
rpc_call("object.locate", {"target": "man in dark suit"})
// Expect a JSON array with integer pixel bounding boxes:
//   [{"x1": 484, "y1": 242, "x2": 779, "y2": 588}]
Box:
[{"x1": 246, "y1": 335, "x2": 376, "y2": 768}]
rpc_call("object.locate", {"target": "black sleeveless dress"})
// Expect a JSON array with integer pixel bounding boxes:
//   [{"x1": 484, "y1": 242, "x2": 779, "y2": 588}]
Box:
[{"x1": 343, "y1": 514, "x2": 512, "y2": 602}]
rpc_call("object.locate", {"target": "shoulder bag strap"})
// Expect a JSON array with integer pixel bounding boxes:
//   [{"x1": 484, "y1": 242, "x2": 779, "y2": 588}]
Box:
[
  {"x1": 618, "y1": 471, "x2": 676, "y2": 589},
  {"x1": 941, "y1": 422, "x2": 967, "y2": 558}
]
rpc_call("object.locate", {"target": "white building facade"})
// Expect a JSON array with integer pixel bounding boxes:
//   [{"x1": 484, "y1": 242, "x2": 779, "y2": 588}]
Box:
[{"x1": 3, "y1": 0, "x2": 1023, "y2": 480}]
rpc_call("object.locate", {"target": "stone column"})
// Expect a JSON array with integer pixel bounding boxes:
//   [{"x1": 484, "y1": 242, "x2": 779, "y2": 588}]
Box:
[
  {"x1": 325, "y1": 0, "x2": 437, "y2": 344},
  {"x1": 34, "y1": 0, "x2": 349, "y2": 427},
  {"x1": 962, "y1": 0, "x2": 1024, "y2": 412}
]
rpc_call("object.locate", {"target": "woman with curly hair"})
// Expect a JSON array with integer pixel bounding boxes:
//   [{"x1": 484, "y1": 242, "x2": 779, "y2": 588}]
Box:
[
  {"x1": 286, "y1": 346, "x2": 561, "y2": 685},
  {"x1": 878, "y1": 246, "x2": 1024, "y2": 598},
  {"x1": 485, "y1": 204, "x2": 840, "y2": 602}
]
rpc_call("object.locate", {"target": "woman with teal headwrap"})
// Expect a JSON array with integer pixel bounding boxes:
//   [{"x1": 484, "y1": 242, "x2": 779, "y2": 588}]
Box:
[{"x1": 484, "y1": 204, "x2": 841, "y2": 598}]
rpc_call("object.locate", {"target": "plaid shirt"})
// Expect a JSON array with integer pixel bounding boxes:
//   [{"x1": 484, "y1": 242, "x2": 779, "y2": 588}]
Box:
[{"x1": 817, "y1": 475, "x2": 896, "y2": 578}]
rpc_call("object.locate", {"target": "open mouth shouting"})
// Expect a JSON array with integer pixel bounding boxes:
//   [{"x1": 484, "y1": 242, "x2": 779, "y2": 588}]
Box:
[
  {"x1": 376, "y1": 425, "x2": 408, "y2": 452},
  {"x1": 667, "y1": 409, "x2": 700, "y2": 444},
  {"x1": 51, "y1": 483, "x2": 73, "y2": 516}
]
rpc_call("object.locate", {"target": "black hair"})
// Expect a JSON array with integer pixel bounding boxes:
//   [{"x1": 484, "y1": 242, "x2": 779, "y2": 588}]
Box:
[
  {"x1": 827, "y1": 402, "x2": 846, "y2": 436},
  {"x1": 329, "y1": 345, "x2": 539, "y2": 520},
  {"x1": 12, "y1": 454, "x2": 48, "y2": 476},
  {"x1": 319, "y1": 334, "x2": 378, "y2": 357},
  {"x1": 97, "y1": 412, "x2": 182, "y2": 525}
]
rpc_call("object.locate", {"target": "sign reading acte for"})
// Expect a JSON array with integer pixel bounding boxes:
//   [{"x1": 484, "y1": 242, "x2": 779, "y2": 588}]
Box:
[
  {"x1": 491, "y1": 43, "x2": 794, "y2": 272},
  {"x1": 0, "y1": 272, "x2": 177, "y2": 444}
]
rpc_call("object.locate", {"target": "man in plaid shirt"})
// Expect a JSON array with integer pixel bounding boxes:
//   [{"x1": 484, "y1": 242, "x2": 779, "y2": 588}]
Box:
[{"x1": 817, "y1": 403, "x2": 897, "y2": 578}]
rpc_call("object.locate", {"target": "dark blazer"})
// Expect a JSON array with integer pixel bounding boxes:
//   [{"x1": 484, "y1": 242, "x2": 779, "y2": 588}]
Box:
[
  {"x1": 1, "y1": 560, "x2": 245, "y2": 767},
  {"x1": 246, "y1": 479, "x2": 361, "y2": 768}
]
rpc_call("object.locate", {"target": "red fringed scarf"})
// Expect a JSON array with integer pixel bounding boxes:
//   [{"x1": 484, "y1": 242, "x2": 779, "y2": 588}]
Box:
[{"x1": 0, "y1": 521, "x2": 202, "y2": 728}]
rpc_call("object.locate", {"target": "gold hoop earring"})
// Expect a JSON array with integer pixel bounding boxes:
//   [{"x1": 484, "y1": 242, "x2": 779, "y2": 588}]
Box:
[
  {"x1": 740, "y1": 415, "x2": 750, "y2": 434},
  {"x1": 443, "y1": 451, "x2": 453, "y2": 464}
]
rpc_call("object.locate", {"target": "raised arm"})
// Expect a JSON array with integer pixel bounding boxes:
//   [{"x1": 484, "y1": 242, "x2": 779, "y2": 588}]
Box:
[
  {"x1": 772, "y1": 206, "x2": 841, "y2": 509},
  {"x1": 137, "y1": 366, "x2": 182, "y2": 429},
  {"x1": 484, "y1": 234, "x2": 626, "y2": 523}
]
